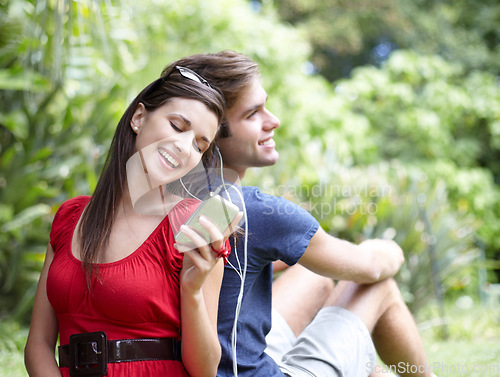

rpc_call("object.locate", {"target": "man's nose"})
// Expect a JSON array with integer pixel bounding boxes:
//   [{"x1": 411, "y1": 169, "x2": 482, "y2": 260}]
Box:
[{"x1": 263, "y1": 108, "x2": 280, "y2": 131}]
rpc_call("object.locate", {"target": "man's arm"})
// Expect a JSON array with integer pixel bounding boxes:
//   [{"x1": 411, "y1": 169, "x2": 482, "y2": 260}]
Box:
[{"x1": 298, "y1": 227, "x2": 404, "y2": 284}]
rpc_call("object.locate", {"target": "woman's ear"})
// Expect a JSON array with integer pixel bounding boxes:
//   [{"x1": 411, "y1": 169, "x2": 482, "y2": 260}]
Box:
[{"x1": 131, "y1": 103, "x2": 146, "y2": 134}]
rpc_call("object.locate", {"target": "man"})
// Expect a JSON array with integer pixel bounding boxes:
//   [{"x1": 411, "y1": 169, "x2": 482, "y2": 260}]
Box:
[{"x1": 162, "y1": 52, "x2": 433, "y2": 377}]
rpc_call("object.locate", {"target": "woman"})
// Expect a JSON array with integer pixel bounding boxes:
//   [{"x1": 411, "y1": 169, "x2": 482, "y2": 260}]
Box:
[{"x1": 25, "y1": 65, "x2": 240, "y2": 377}]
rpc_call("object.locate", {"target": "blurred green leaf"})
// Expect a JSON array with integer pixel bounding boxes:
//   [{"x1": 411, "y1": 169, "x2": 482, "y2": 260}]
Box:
[
  {"x1": 0, "y1": 67, "x2": 50, "y2": 91},
  {"x1": 2, "y1": 204, "x2": 51, "y2": 232}
]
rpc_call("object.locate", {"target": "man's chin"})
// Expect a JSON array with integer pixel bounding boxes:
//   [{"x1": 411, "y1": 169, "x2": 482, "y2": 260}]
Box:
[{"x1": 259, "y1": 151, "x2": 279, "y2": 167}]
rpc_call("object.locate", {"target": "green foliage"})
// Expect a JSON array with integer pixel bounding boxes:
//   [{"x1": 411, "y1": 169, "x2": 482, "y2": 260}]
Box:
[
  {"x1": 1, "y1": 0, "x2": 498, "y2": 329},
  {"x1": 261, "y1": 1, "x2": 500, "y2": 279},
  {"x1": 0, "y1": 0, "x2": 134, "y2": 323},
  {"x1": 0, "y1": 321, "x2": 28, "y2": 377},
  {"x1": 416, "y1": 301, "x2": 500, "y2": 375},
  {"x1": 260, "y1": 158, "x2": 480, "y2": 314},
  {"x1": 0, "y1": 0, "x2": 310, "y2": 323},
  {"x1": 247, "y1": 49, "x2": 500, "y2": 308},
  {"x1": 332, "y1": 51, "x2": 500, "y2": 267},
  {"x1": 0, "y1": 2, "x2": 497, "y2": 374},
  {"x1": 269, "y1": 0, "x2": 500, "y2": 80},
  {"x1": 341, "y1": 166, "x2": 479, "y2": 314}
]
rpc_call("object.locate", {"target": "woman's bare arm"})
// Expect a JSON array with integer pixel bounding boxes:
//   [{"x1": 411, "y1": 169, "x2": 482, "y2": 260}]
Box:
[{"x1": 25, "y1": 243, "x2": 61, "y2": 377}]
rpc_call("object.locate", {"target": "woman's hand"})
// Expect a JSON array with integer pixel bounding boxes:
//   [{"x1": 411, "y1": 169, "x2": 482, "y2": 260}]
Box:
[
  {"x1": 176, "y1": 211, "x2": 242, "y2": 377},
  {"x1": 176, "y1": 211, "x2": 243, "y2": 293}
]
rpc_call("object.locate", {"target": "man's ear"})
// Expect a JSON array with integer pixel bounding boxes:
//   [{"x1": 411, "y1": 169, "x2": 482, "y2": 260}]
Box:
[
  {"x1": 218, "y1": 120, "x2": 231, "y2": 139},
  {"x1": 131, "y1": 103, "x2": 146, "y2": 133}
]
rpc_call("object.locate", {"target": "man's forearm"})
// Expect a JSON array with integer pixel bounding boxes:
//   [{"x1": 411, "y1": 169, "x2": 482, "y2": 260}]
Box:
[{"x1": 298, "y1": 228, "x2": 404, "y2": 283}]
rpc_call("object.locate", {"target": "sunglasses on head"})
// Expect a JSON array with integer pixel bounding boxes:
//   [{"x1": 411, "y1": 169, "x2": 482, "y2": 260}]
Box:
[{"x1": 159, "y1": 65, "x2": 213, "y2": 89}]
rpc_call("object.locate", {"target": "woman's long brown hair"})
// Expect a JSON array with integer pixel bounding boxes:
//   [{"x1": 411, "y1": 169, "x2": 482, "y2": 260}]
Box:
[{"x1": 78, "y1": 68, "x2": 225, "y2": 288}]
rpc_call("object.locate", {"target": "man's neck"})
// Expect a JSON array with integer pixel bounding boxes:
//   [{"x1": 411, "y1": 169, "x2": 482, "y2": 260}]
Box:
[{"x1": 222, "y1": 163, "x2": 247, "y2": 181}]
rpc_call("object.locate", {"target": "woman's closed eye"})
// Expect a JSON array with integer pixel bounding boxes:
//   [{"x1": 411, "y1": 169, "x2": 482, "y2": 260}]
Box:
[
  {"x1": 170, "y1": 121, "x2": 182, "y2": 132},
  {"x1": 192, "y1": 139, "x2": 203, "y2": 153},
  {"x1": 169, "y1": 118, "x2": 209, "y2": 153},
  {"x1": 171, "y1": 121, "x2": 205, "y2": 153}
]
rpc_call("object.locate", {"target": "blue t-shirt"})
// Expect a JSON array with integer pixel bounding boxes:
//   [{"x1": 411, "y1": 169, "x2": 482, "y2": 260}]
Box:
[{"x1": 217, "y1": 186, "x2": 320, "y2": 377}]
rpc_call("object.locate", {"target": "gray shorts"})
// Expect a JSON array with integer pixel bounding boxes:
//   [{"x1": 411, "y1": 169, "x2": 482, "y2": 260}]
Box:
[{"x1": 265, "y1": 306, "x2": 376, "y2": 377}]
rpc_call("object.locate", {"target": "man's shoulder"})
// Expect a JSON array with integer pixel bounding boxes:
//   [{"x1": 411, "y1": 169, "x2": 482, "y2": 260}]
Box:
[
  {"x1": 238, "y1": 185, "x2": 320, "y2": 265},
  {"x1": 241, "y1": 186, "x2": 280, "y2": 206},
  {"x1": 241, "y1": 185, "x2": 260, "y2": 196},
  {"x1": 241, "y1": 186, "x2": 316, "y2": 220}
]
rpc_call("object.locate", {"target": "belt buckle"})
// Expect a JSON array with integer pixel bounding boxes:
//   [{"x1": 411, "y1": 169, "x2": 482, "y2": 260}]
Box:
[{"x1": 69, "y1": 331, "x2": 108, "y2": 377}]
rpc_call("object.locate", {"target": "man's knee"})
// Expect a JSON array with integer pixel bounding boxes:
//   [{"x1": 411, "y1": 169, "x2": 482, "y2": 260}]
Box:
[
  {"x1": 377, "y1": 278, "x2": 404, "y2": 308},
  {"x1": 323, "y1": 279, "x2": 406, "y2": 330},
  {"x1": 319, "y1": 275, "x2": 335, "y2": 297},
  {"x1": 325, "y1": 278, "x2": 404, "y2": 310}
]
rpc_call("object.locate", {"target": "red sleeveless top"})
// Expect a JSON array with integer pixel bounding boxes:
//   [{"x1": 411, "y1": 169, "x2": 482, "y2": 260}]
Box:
[{"x1": 47, "y1": 196, "x2": 195, "y2": 376}]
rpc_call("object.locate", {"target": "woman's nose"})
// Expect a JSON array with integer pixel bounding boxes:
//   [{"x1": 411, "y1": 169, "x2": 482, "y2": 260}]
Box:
[{"x1": 173, "y1": 131, "x2": 194, "y2": 156}]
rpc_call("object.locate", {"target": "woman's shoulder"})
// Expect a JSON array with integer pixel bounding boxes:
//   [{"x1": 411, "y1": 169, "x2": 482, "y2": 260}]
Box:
[
  {"x1": 61, "y1": 195, "x2": 91, "y2": 206},
  {"x1": 50, "y1": 196, "x2": 90, "y2": 248},
  {"x1": 55, "y1": 195, "x2": 91, "y2": 218}
]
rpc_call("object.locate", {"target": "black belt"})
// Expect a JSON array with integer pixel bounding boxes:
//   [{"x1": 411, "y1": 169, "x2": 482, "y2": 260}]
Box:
[{"x1": 58, "y1": 331, "x2": 181, "y2": 377}]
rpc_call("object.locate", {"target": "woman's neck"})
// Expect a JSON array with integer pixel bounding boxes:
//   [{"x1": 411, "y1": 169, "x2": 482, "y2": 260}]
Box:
[{"x1": 122, "y1": 183, "x2": 183, "y2": 217}]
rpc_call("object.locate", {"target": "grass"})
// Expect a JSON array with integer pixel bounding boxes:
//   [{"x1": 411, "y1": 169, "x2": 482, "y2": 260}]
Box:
[
  {"x1": 425, "y1": 340, "x2": 500, "y2": 376},
  {"x1": 1, "y1": 300, "x2": 499, "y2": 377},
  {"x1": 0, "y1": 321, "x2": 28, "y2": 377},
  {"x1": 0, "y1": 351, "x2": 25, "y2": 377},
  {"x1": 415, "y1": 298, "x2": 500, "y2": 377}
]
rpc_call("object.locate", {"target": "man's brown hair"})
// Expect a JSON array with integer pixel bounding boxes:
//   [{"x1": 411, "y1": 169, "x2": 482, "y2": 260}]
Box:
[{"x1": 162, "y1": 51, "x2": 260, "y2": 137}]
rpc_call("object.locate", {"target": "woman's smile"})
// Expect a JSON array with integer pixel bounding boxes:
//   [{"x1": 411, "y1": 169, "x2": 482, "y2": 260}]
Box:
[{"x1": 158, "y1": 147, "x2": 182, "y2": 169}]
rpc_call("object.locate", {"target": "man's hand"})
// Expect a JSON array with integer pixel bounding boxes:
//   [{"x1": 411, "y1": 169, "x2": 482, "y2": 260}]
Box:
[{"x1": 358, "y1": 239, "x2": 405, "y2": 281}]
